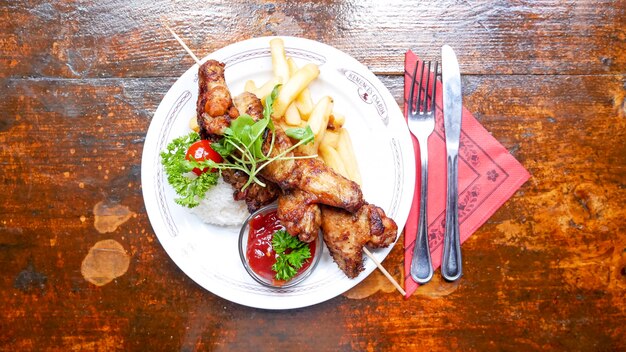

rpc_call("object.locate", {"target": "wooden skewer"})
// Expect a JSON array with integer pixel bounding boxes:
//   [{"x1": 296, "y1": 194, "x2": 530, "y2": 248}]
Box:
[
  {"x1": 163, "y1": 22, "x2": 201, "y2": 65},
  {"x1": 164, "y1": 25, "x2": 406, "y2": 297},
  {"x1": 363, "y1": 247, "x2": 406, "y2": 296}
]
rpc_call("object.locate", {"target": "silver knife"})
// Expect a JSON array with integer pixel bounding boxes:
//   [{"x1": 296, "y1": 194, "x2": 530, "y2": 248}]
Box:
[{"x1": 441, "y1": 45, "x2": 463, "y2": 281}]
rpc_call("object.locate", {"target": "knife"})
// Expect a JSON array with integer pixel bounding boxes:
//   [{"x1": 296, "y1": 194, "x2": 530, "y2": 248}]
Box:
[{"x1": 441, "y1": 45, "x2": 463, "y2": 281}]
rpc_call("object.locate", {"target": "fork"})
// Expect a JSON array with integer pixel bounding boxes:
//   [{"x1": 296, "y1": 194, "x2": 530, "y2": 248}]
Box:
[{"x1": 408, "y1": 60, "x2": 438, "y2": 284}]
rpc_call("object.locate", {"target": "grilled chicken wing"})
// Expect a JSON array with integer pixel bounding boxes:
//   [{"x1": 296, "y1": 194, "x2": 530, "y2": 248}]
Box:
[
  {"x1": 220, "y1": 90, "x2": 280, "y2": 212},
  {"x1": 196, "y1": 60, "x2": 279, "y2": 210},
  {"x1": 196, "y1": 60, "x2": 239, "y2": 140},
  {"x1": 259, "y1": 126, "x2": 364, "y2": 241},
  {"x1": 196, "y1": 59, "x2": 398, "y2": 279},
  {"x1": 197, "y1": 63, "x2": 362, "y2": 214},
  {"x1": 296, "y1": 158, "x2": 363, "y2": 213},
  {"x1": 277, "y1": 189, "x2": 321, "y2": 243},
  {"x1": 233, "y1": 91, "x2": 264, "y2": 120},
  {"x1": 320, "y1": 204, "x2": 398, "y2": 278},
  {"x1": 221, "y1": 169, "x2": 279, "y2": 213},
  {"x1": 260, "y1": 127, "x2": 364, "y2": 212}
]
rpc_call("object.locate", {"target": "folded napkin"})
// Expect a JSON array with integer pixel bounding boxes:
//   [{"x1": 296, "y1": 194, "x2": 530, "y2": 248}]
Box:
[{"x1": 403, "y1": 50, "x2": 530, "y2": 297}]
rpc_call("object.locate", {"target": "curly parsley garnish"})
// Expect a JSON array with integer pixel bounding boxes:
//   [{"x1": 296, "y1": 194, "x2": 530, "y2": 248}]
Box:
[
  {"x1": 271, "y1": 229, "x2": 312, "y2": 281},
  {"x1": 159, "y1": 132, "x2": 218, "y2": 208}
]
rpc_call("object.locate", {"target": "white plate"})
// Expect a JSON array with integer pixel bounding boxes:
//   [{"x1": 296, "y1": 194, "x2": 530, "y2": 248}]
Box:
[{"x1": 141, "y1": 36, "x2": 415, "y2": 310}]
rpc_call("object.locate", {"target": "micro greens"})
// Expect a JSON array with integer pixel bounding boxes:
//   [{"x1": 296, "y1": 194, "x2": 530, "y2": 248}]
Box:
[
  {"x1": 209, "y1": 85, "x2": 315, "y2": 190},
  {"x1": 160, "y1": 85, "x2": 315, "y2": 208}
]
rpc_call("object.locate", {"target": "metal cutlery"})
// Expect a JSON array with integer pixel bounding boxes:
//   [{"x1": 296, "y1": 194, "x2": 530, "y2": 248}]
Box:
[
  {"x1": 441, "y1": 44, "x2": 463, "y2": 281},
  {"x1": 408, "y1": 60, "x2": 438, "y2": 284}
]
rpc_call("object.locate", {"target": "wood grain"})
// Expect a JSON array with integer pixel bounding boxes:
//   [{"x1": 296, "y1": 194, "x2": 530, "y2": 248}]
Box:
[
  {"x1": 1, "y1": 0, "x2": 625, "y2": 350},
  {"x1": 1, "y1": 0, "x2": 624, "y2": 79}
]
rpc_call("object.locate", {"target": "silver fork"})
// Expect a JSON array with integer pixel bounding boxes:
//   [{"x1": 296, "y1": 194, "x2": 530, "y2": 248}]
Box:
[{"x1": 408, "y1": 60, "x2": 438, "y2": 284}]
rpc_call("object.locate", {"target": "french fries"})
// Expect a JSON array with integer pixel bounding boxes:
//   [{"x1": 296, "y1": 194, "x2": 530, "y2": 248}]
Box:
[
  {"x1": 284, "y1": 101, "x2": 302, "y2": 126},
  {"x1": 270, "y1": 38, "x2": 290, "y2": 83},
  {"x1": 320, "y1": 129, "x2": 340, "y2": 149},
  {"x1": 272, "y1": 63, "x2": 320, "y2": 118},
  {"x1": 307, "y1": 97, "x2": 333, "y2": 138},
  {"x1": 337, "y1": 128, "x2": 362, "y2": 185},
  {"x1": 287, "y1": 57, "x2": 298, "y2": 76},
  {"x1": 295, "y1": 89, "x2": 315, "y2": 119},
  {"x1": 282, "y1": 58, "x2": 302, "y2": 126},
  {"x1": 189, "y1": 115, "x2": 199, "y2": 133},
  {"x1": 287, "y1": 58, "x2": 314, "y2": 118},
  {"x1": 244, "y1": 80, "x2": 257, "y2": 94},
  {"x1": 245, "y1": 77, "x2": 281, "y2": 101},
  {"x1": 265, "y1": 39, "x2": 361, "y2": 184},
  {"x1": 319, "y1": 144, "x2": 349, "y2": 179},
  {"x1": 329, "y1": 111, "x2": 345, "y2": 128}
]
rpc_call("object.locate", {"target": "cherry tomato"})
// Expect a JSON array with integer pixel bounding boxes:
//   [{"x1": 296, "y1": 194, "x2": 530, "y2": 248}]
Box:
[{"x1": 185, "y1": 140, "x2": 223, "y2": 176}]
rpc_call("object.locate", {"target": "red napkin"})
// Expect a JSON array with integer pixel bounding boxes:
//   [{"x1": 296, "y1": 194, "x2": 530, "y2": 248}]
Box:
[{"x1": 403, "y1": 50, "x2": 530, "y2": 297}]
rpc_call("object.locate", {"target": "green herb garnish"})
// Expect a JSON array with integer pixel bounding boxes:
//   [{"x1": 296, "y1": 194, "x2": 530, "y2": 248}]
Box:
[
  {"x1": 271, "y1": 229, "x2": 312, "y2": 281},
  {"x1": 160, "y1": 85, "x2": 314, "y2": 207},
  {"x1": 210, "y1": 85, "x2": 315, "y2": 191},
  {"x1": 160, "y1": 132, "x2": 218, "y2": 208}
]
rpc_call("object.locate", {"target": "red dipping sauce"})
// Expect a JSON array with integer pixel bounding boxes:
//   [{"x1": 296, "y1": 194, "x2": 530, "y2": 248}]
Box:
[{"x1": 246, "y1": 210, "x2": 316, "y2": 285}]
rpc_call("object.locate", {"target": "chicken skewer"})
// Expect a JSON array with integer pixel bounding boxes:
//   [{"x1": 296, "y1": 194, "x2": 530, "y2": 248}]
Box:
[
  {"x1": 259, "y1": 126, "x2": 364, "y2": 214},
  {"x1": 195, "y1": 58, "x2": 364, "y2": 240},
  {"x1": 164, "y1": 23, "x2": 405, "y2": 295},
  {"x1": 320, "y1": 204, "x2": 398, "y2": 277},
  {"x1": 277, "y1": 189, "x2": 321, "y2": 243},
  {"x1": 194, "y1": 59, "x2": 281, "y2": 212}
]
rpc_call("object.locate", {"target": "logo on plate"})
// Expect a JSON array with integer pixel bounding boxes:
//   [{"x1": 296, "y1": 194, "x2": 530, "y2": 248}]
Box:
[{"x1": 338, "y1": 68, "x2": 388, "y2": 125}]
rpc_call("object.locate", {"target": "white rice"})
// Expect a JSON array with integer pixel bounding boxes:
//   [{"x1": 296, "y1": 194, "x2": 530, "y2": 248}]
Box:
[{"x1": 190, "y1": 177, "x2": 249, "y2": 227}]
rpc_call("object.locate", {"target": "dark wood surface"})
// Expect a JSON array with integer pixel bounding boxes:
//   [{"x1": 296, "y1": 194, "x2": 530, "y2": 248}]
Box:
[{"x1": 1, "y1": 1, "x2": 625, "y2": 350}]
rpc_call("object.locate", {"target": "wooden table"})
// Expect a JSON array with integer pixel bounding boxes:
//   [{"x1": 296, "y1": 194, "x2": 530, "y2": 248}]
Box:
[{"x1": 2, "y1": 1, "x2": 625, "y2": 350}]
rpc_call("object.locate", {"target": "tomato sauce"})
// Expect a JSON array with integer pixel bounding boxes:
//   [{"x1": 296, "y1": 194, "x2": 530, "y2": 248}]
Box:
[{"x1": 246, "y1": 210, "x2": 316, "y2": 285}]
